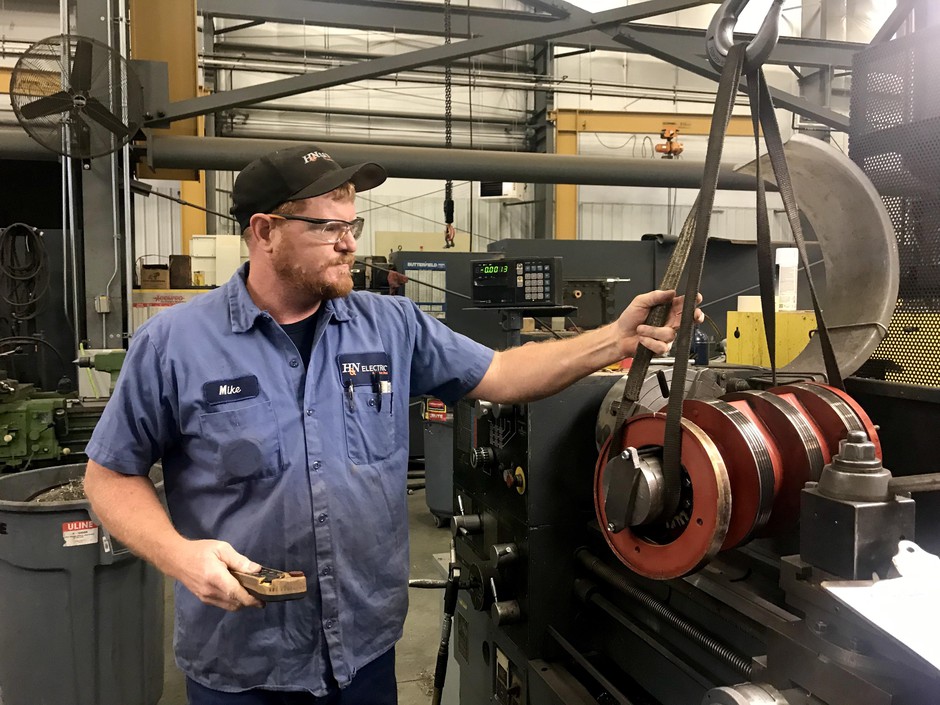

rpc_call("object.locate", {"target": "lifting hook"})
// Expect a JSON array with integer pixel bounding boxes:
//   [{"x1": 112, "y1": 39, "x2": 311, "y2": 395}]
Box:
[{"x1": 705, "y1": 0, "x2": 784, "y2": 73}]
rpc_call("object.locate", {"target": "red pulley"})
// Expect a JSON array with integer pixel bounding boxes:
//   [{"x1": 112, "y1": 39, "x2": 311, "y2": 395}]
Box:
[
  {"x1": 594, "y1": 382, "x2": 881, "y2": 580},
  {"x1": 595, "y1": 414, "x2": 731, "y2": 580}
]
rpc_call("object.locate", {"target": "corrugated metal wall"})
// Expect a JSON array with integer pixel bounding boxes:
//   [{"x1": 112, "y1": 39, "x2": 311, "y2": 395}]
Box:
[
  {"x1": 579, "y1": 203, "x2": 789, "y2": 242},
  {"x1": 140, "y1": 172, "x2": 537, "y2": 257},
  {"x1": 134, "y1": 178, "x2": 791, "y2": 260},
  {"x1": 133, "y1": 181, "x2": 182, "y2": 277},
  {"x1": 359, "y1": 193, "x2": 531, "y2": 253}
]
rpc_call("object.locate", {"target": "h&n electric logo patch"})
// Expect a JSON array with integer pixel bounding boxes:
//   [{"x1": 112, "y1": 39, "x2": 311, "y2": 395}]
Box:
[
  {"x1": 302, "y1": 151, "x2": 332, "y2": 164},
  {"x1": 341, "y1": 362, "x2": 388, "y2": 377}
]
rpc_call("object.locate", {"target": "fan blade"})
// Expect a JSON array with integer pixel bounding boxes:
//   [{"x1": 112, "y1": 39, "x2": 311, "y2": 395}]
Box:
[
  {"x1": 69, "y1": 38, "x2": 94, "y2": 92},
  {"x1": 69, "y1": 112, "x2": 92, "y2": 158},
  {"x1": 84, "y1": 97, "x2": 129, "y2": 137},
  {"x1": 19, "y1": 91, "x2": 73, "y2": 120}
]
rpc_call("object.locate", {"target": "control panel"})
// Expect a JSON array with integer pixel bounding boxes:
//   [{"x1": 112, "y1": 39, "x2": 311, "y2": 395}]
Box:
[{"x1": 471, "y1": 258, "x2": 562, "y2": 307}]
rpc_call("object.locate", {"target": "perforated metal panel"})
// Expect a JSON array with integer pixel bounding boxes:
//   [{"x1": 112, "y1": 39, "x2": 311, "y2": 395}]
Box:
[{"x1": 850, "y1": 28, "x2": 940, "y2": 385}]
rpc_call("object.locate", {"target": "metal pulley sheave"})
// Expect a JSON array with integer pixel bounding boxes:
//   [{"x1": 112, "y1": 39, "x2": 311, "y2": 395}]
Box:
[{"x1": 594, "y1": 382, "x2": 881, "y2": 579}]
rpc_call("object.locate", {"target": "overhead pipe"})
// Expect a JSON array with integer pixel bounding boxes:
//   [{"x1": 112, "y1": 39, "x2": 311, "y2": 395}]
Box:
[
  {"x1": 1, "y1": 129, "x2": 767, "y2": 190},
  {"x1": 147, "y1": 135, "x2": 762, "y2": 190}
]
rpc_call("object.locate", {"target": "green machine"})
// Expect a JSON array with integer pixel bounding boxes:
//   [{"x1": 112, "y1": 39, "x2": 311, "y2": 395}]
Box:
[{"x1": 0, "y1": 351, "x2": 125, "y2": 472}]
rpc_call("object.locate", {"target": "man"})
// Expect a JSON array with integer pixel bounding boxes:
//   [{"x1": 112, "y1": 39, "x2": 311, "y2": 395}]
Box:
[{"x1": 84, "y1": 145, "x2": 701, "y2": 704}]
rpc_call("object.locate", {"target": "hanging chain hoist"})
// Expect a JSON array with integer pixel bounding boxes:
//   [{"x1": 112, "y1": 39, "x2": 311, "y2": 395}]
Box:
[{"x1": 442, "y1": 0, "x2": 456, "y2": 248}]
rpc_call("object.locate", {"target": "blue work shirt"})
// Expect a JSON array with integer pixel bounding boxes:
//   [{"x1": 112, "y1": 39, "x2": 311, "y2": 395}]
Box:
[{"x1": 85, "y1": 263, "x2": 494, "y2": 695}]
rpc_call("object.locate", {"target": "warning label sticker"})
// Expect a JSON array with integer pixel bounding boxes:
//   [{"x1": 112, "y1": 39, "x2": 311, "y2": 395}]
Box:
[{"x1": 62, "y1": 520, "x2": 99, "y2": 547}]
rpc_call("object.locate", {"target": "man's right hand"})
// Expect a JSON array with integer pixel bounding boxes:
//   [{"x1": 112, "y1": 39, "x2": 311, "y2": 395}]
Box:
[{"x1": 171, "y1": 539, "x2": 265, "y2": 611}]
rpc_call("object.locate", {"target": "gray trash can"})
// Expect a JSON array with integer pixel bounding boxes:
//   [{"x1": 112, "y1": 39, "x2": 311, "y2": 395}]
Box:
[{"x1": 0, "y1": 463, "x2": 165, "y2": 705}]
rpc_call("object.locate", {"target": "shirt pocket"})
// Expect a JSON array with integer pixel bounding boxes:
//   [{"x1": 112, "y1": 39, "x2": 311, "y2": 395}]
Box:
[
  {"x1": 198, "y1": 400, "x2": 284, "y2": 484},
  {"x1": 343, "y1": 387, "x2": 395, "y2": 465}
]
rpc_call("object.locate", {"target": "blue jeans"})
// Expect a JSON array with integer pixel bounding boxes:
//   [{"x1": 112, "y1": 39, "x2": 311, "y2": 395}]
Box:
[{"x1": 186, "y1": 649, "x2": 397, "y2": 705}]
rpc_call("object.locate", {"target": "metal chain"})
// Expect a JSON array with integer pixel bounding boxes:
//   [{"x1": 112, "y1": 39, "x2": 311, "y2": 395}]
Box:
[{"x1": 443, "y1": 0, "x2": 455, "y2": 247}]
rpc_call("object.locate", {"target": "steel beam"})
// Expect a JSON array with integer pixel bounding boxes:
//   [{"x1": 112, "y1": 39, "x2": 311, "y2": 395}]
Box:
[
  {"x1": 151, "y1": 0, "x2": 710, "y2": 124},
  {"x1": 552, "y1": 109, "x2": 757, "y2": 137},
  {"x1": 871, "y1": 0, "x2": 916, "y2": 44},
  {"x1": 619, "y1": 24, "x2": 863, "y2": 69},
  {"x1": 198, "y1": 0, "x2": 554, "y2": 36},
  {"x1": 77, "y1": 0, "x2": 125, "y2": 348},
  {"x1": 613, "y1": 26, "x2": 851, "y2": 132},
  {"x1": 214, "y1": 19, "x2": 265, "y2": 35},
  {"x1": 198, "y1": 0, "x2": 862, "y2": 69},
  {"x1": 146, "y1": 135, "x2": 762, "y2": 191},
  {"x1": 530, "y1": 42, "x2": 554, "y2": 238}
]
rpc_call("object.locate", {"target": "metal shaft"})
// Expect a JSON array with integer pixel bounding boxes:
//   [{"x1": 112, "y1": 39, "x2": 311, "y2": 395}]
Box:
[{"x1": 142, "y1": 135, "x2": 762, "y2": 190}]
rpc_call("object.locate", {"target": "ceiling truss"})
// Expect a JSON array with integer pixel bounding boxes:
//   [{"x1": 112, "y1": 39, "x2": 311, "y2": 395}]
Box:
[{"x1": 148, "y1": 0, "x2": 861, "y2": 131}]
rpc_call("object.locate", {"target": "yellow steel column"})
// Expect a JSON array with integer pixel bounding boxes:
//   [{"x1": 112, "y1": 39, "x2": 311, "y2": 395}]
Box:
[
  {"x1": 553, "y1": 110, "x2": 580, "y2": 240},
  {"x1": 130, "y1": 0, "x2": 201, "y2": 254},
  {"x1": 130, "y1": 0, "x2": 199, "y2": 183},
  {"x1": 179, "y1": 175, "x2": 206, "y2": 256}
]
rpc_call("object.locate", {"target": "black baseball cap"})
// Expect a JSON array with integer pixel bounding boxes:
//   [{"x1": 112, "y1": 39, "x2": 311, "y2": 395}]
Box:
[{"x1": 230, "y1": 145, "x2": 387, "y2": 231}]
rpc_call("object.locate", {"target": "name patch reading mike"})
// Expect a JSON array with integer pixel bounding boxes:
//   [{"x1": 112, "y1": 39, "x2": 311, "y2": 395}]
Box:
[{"x1": 203, "y1": 375, "x2": 260, "y2": 405}]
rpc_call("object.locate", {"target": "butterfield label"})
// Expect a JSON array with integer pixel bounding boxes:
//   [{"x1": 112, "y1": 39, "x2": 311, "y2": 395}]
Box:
[{"x1": 62, "y1": 520, "x2": 98, "y2": 547}]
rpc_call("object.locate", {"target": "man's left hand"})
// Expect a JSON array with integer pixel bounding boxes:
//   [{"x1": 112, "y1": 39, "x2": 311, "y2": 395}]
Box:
[{"x1": 616, "y1": 289, "x2": 704, "y2": 357}]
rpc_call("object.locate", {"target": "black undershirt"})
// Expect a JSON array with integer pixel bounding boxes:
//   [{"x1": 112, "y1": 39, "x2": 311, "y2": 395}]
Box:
[{"x1": 279, "y1": 308, "x2": 321, "y2": 369}]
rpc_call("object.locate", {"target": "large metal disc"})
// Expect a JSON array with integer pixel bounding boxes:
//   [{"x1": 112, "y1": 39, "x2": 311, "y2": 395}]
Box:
[
  {"x1": 683, "y1": 399, "x2": 778, "y2": 549},
  {"x1": 595, "y1": 414, "x2": 731, "y2": 579},
  {"x1": 736, "y1": 135, "x2": 897, "y2": 379},
  {"x1": 770, "y1": 382, "x2": 881, "y2": 463},
  {"x1": 723, "y1": 390, "x2": 825, "y2": 535}
]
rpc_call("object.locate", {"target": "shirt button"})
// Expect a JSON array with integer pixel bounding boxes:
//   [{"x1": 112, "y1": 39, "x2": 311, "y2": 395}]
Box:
[
  {"x1": 321, "y1": 566, "x2": 332, "y2": 576},
  {"x1": 325, "y1": 619, "x2": 335, "y2": 629},
  {"x1": 289, "y1": 358, "x2": 300, "y2": 368},
  {"x1": 306, "y1": 408, "x2": 314, "y2": 416},
  {"x1": 368, "y1": 398, "x2": 376, "y2": 407},
  {"x1": 318, "y1": 513, "x2": 328, "y2": 523},
  {"x1": 312, "y1": 461, "x2": 322, "y2": 470}
]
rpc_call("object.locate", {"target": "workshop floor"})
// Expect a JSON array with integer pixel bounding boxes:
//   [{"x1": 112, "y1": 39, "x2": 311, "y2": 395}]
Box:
[{"x1": 157, "y1": 489, "x2": 452, "y2": 705}]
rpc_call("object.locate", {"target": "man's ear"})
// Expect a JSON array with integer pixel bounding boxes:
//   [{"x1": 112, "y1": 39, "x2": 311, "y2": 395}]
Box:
[{"x1": 248, "y1": 214, "x2": 276, "y2": 252}]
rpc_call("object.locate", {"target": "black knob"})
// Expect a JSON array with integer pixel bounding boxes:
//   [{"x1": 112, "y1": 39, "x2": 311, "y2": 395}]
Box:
[
  {"x1": 451, "y1": 513, "x2": 484, "y2": 537},
  {"x1": 471, "y1": 446, "x2": 496, "y2": 470},
  {"x1": 491, "y1": 600, "x2": 522, "y2": 626},
  {"x1": 491, "y1": 542, "x2": 519, "y2": 568}
]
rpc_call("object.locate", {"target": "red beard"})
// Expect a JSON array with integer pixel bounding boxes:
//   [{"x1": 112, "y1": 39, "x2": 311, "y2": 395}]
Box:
[{"x1": 273, "y1": 252, "x2": 355, "y2": 300}]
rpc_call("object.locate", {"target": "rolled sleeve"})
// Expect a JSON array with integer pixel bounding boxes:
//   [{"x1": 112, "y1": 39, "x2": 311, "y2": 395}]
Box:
[
  {"x1": 85, "y1": 324, "x2": 178, "y2": 475},
  {"x1": 402, "y1": 298, "x2": 494, "y2": 404}
]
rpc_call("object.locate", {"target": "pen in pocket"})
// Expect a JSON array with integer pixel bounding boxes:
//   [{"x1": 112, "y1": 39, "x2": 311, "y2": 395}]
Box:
[
  {"x1": 345, "y1": 379, "x2": 355, "y2": 412},
  {"x1": 371, "y1": 371, "x2": 382, "y2": 412}
]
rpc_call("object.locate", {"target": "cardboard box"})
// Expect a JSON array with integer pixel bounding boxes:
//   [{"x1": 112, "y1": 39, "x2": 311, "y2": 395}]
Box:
[
  {"x1": 139, "y1": 264, "x2": 170, "y2": 289},
  {"x1": 169, "y1": 255, "x2": 192, "y2": 288}
]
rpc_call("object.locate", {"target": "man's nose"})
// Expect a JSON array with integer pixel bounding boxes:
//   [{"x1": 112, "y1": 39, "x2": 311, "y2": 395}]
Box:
[{"x1": 336, "y1": 232, "x2": 357, "y2": 253}]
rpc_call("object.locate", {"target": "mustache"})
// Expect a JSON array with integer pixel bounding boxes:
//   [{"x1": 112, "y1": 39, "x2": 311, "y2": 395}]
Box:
[{"x1": 330, "y1": 255, "x2": 356, "y2": 267}]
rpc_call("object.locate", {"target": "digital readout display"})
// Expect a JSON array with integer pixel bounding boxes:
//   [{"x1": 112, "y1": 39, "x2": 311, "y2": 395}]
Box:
[{"x1": 478, "y1": 264, "x2": 509, "y2": 275}]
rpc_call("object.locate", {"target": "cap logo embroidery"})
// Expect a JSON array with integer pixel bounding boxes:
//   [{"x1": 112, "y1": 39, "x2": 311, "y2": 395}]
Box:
[{"x1": 302, "y1": 151, "x2": 332, "y2": 164}]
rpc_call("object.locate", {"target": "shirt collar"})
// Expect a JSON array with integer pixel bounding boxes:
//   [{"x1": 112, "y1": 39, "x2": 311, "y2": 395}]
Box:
[{"x1": 227, "y1": 262, "x2": 355, "y2": 333}]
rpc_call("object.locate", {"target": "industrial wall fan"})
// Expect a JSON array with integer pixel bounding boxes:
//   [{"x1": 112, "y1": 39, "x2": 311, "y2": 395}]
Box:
[{"x1": 10, "y1": 34, "x2": 145, "y2": 160}]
